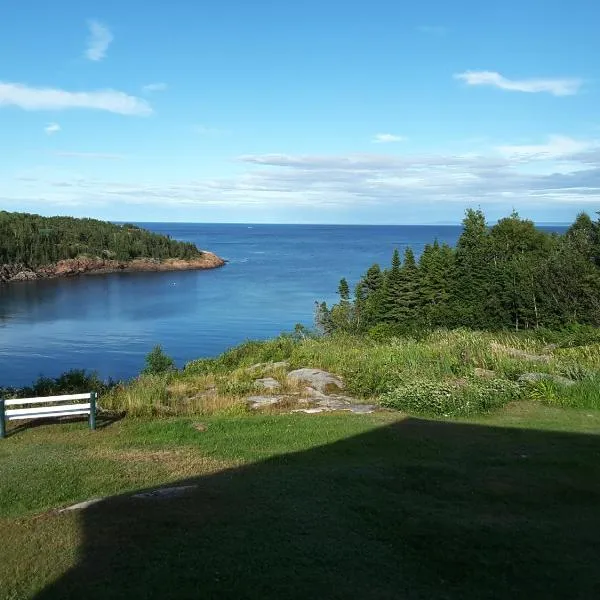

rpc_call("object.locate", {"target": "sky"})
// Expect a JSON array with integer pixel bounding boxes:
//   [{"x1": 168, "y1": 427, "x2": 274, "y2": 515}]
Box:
[{"x1": 1, "y1": 0, "x2": 599, "y2": 224}]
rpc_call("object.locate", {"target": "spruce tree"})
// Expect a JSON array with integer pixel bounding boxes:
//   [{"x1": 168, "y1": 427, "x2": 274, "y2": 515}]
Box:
[
  {"x1": 453, "y1": 209, "x2": 493, "y2": 328},
  {"x1": 382, "y1": 249, "x2": 404, "y2": 323}
]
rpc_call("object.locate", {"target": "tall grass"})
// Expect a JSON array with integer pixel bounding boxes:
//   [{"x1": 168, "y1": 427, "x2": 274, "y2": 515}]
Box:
[{"x1": 100, "y1": 329, "x2": 600, "y2": 416}]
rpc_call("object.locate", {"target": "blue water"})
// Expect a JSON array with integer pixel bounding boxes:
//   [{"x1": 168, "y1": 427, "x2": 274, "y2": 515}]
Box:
[{"x1": 0, "y1": 224, "x2": 566, "y2": 386}]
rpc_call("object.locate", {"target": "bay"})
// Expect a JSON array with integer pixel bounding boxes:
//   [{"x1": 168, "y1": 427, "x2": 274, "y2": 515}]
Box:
[{"x1": 0, "y1": 223, "x2": 565, "y2": 386}]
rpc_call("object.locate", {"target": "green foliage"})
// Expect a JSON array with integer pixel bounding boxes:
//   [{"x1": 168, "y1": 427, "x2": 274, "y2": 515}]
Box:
[
  {"x1": 0, "y1": 369, "x2": 115, "y2": 399},
  {"x1": 142, "y1": 345, "x2": 176, "y2": 375},
  {"x1": 321, "y1": 209, "x2": 600, "y2": 334},
  {"x1": 0, "y1": 210, "x2": 203, "y2": 268},
  {"x1": 380, "y1": 378, "x2": 522, "y2": 416}
]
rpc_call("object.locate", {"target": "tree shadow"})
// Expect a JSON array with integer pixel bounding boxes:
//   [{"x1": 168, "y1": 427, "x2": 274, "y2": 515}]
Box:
[
  {"x1": 37, "y1": 417, "x2": 600, "y2": 599},
  {"x1": 4, "y1": 411, "x2": 125, "y2": 438}
]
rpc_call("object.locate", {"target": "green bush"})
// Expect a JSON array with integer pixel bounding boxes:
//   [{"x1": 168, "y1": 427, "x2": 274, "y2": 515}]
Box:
[
  {"x1": 380, "y1": 378, "x2": 522, "y2": 417},
  {"x1": 142, "y1": 345, "x2": 176, "y2": 375},
  {"x1": 1, "y1": 369, "x2": 115, "y2": 399}
]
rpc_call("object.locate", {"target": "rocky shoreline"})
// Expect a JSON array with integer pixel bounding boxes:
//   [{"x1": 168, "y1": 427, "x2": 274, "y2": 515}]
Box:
[{"x1": 0, "y1": 252, "x2": 226, "y2": 284}]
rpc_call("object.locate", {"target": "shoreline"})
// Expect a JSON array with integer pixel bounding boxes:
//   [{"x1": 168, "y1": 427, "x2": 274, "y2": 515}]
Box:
[{"x1": 0, "y1": 252, "x2": 226, "y2": 284}]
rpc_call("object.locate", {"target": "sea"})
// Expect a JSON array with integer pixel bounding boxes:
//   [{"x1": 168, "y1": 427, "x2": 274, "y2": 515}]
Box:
[{"x1": 0, "y1": 223, "x2": 567, "y2": 387}]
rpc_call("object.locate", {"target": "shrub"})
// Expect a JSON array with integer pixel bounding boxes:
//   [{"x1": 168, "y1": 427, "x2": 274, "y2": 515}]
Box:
[
  {"x1": 0, "y1": 369, "x2": 115, "y2": 399},
  {"x1": 380, "y1": 378, "x2": 522, "y2": 417},
  {"x1": 142, "y1": 345, "x2": 176, "y2": 375}
]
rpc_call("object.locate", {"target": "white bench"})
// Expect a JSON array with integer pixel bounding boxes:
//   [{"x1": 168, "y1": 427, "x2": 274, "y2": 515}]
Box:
[{"x1": 0, "y1": 392, "x2": 97, "y2": 439}]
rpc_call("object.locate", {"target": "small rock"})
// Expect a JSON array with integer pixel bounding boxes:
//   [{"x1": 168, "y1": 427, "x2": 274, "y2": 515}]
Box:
[
  {"x1": 491, "y1": 343, "x2": 551, "y2": 363},
  {"x1": 247, "y1": 395, "x2": 283, "y2": 409},
  {"x1": 60, "y1": 498, "x2": 104, "y2": 512},
  {"x1": 518, "y1": 372, "x2": 576, "y2": 387},
  {"x1": 304, "y1": 386, "x2": 329, "y2": 399},
  {"x1": 254, "y1": 377, "x2": 281, "y2": 390},
  {"x1": 287, "y1": 368, "x2": 344, "y2": 394},
  {"x1": 474, "y1": 368, "x2": 496, "y2": 379},
  {"x1": 349, "y1": 404, "x2": 377, "y2": 414},
  {"x1": 193, "y1": 423, "x2": 207, "y2": 432},
  {"x1": 292, "y1": 408, "x2": 327, "y2": 414}
]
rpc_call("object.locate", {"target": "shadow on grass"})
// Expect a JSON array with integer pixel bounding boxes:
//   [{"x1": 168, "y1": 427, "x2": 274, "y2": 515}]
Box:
[
  {"x1": 37, "y1": 417, "x2": 600, "y2": 599},
  {"x1": 5, "y1": 411, "x2": 125, "y2": 438}
]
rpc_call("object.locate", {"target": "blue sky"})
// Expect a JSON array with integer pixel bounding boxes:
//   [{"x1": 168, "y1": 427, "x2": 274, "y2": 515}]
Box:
[{"x1": 1, "y1": 0, "x2": 599, "y2": 224}]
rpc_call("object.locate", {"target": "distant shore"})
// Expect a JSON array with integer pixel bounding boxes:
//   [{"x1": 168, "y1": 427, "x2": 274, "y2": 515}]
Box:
[{"x1": 0, "y1": 252, "x2": 226, "y2": 284}]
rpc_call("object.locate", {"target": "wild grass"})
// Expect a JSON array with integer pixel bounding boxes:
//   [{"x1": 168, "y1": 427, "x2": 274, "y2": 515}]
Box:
[{"x1": 55, "y1": 329, "x2": 600, "y2": 417}]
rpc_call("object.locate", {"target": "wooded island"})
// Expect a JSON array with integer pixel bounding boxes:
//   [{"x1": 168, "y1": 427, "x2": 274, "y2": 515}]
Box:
[{"x1": 0, "y1": 211, "x2": 224, "y2": 283}]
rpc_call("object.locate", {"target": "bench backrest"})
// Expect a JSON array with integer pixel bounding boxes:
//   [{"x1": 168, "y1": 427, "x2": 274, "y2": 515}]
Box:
[{"x1": 0, "y1": 392, "x2": 97, "y2": 438}]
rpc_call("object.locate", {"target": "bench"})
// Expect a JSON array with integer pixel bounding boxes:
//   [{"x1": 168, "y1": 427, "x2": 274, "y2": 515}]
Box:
[{"x1": 0, "y1": 392, "x2": 97, "y2": 439}]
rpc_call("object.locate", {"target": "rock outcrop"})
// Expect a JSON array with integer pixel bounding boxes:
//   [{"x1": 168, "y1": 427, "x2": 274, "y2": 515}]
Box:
[
  {"x1": 518, "y1": 372, "x2": 576, "y2": 387},
  {"x1": 286, "y1": 368, "x2": 345, "y2": 394},
  {"x1": 0, "y1": 253, "x2": 225, "y2": 284}
]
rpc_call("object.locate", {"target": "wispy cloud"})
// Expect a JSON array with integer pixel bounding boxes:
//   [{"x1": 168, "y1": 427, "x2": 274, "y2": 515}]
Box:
[
  {"x1": 455, "y1": 71, "x2": 582, "y2": 96},
  {"x1": 8, "y1": 135, "x2": 600, "y2": 216},
  {"x1": 372, "y1": 133, "x2": 407, "y2": 144},
  {"x1": 54, "y1": 151, "x2": 127, "y2": 160},
  {"x1": 85, "y1": 20, "x2": 113, "y2": 62},
  {"x1": 496, "y1": 135, "x2": 593, "y2": 160},
  {"x1": 0, "y1": 82, "x2": 152, "y2": 116},
  {"x1": 44, "y1": 122, "x2": 61, "y2": 135},
  {"x1": 417, "y1": 25, "x2": 447, "y2": 35},
  {"x1": 142, "y1": 82, "x2": 168, "y2": 93}
]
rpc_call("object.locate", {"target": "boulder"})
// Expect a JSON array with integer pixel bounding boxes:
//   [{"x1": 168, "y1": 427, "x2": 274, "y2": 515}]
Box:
[
  {"x1": 518, "y1": 372, "x2": 576, "y2": 387},
  {"x1": 254, "y1": 377, "x2": 281, "y2": 390},
  {"x1": 286, "y1": 368, "x2": 344, "y2": 394},
  {"x1": 248, "y1": 395, "x2": 284, "y2": 409}
]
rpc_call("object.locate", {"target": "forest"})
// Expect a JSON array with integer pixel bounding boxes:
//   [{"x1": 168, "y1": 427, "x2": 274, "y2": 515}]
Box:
[
  {"x1": 0, "y1": 211, "x2": 203, "y2": 267},
  {"x1": 317, "y1": 209, "x2": 600, "y2": 333}
]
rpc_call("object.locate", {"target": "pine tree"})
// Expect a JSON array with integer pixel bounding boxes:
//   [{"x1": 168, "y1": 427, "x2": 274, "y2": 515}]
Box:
[
  {"x1": 453, "y1": 209, "x2": 493, "y2": 328},
  {"x1": 395, "y1": 247, "x2": 419, "y2": 327},
  {"x1": 382, "y1": 249, "x2": 404, "y2": 323},
  {"x1": 355, "y1": 264, "x2": 385, "y2": 328}
]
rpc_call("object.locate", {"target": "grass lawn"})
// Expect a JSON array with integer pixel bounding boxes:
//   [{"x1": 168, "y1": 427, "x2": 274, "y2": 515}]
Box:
[{"x1": 1, "y1": 403, "x2": 599, "y2": 599}]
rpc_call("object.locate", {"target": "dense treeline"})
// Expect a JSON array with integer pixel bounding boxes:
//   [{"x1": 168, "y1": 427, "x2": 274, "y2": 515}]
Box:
[
  {"x1": 317, "y1": 210, "x2": 600, "y2": 333},
  {"x1": 0, "y1": 211, "x2": 202, "y2": 268}
]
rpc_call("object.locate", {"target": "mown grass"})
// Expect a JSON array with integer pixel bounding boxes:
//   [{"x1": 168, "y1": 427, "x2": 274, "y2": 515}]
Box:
[
  {"x1": 1, "y1": 403, "x2": 599, "y2": 599},
  {"x1": 97, "y1": 329, "x2": 600, "y2": 417}
]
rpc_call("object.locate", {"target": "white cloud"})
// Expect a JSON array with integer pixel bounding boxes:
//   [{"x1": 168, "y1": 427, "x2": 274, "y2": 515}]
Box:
[
  {"x1": 496, "y1": 135, "x2": 594, "y2": 160},
  {"x1": 7, "y1": 135, "x2": 600, "y2": 214},
  {"x1": 142, "y1": 82, "x2": 168, "y2": 93},
  {"x1": 372, "y1": 133, "x2": 407, "y2": 144},
  {"x1": 85, "y1": 20, "x2": 113, "y2": 61},
  {"x1": 455, "y1": 71, "x2": 582, "y2": 96},
  {"x1": 0, "y1": 82, "x2": 152, "y2": 116},
  {"x1": 44, "y1": 122, "x2": 61, "y2": 135}
]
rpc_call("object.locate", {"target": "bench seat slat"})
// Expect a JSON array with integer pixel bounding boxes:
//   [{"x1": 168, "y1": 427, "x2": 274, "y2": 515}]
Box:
[
  {"x1": 7, "y1": 409, "x2": 91, "y2": 421},
  {"x1": 4, "y1": 393, "x2": 91, "y2": 406},
  {"x1": 6, "y1": 403, "x2": 91, "y2": 419}
]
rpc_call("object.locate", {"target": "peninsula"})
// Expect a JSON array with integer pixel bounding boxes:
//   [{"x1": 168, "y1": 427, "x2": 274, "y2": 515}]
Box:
[{"x1": 0, "y1": 211, "x2": 225, "y2": 283}]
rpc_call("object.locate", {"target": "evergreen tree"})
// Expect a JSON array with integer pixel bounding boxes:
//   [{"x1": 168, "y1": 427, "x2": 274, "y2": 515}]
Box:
[
  {"x1": 453, "y1": 209, "x2": 493, "y2": 328},
  {"x1": 355, "y1": 264, "x2": 385, "y2": 329},
  {"x1": 395, "y1": 247, "x2": 419, "y2": 327},
  {"x1": 382, "y1": 249, "x2": 404, "y2": 323}
]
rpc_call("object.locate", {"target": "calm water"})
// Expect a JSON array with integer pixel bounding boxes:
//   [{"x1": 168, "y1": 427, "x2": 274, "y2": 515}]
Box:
[{"x1": 0, "y1": 224, "x2": 565, "y2": 386}]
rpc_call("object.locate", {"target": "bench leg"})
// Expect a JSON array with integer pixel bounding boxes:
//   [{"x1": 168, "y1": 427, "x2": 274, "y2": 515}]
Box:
[
  {"x1": 0, "y1": 400, "x2": 5, "y2": 439},
  {"x1": 89, "y1": 392, "x2": 97, "y2": 431}
]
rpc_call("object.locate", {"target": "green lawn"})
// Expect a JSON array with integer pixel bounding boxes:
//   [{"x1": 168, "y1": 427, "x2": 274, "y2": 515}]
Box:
[{"x1": 1, "y1": 403, "x2": 599, "y2": 599}]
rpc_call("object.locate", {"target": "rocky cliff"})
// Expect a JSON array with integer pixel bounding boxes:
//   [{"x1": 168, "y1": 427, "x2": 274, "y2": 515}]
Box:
[{"x1": 0, "y1": 252, "x2": 225, "y2": 284}]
